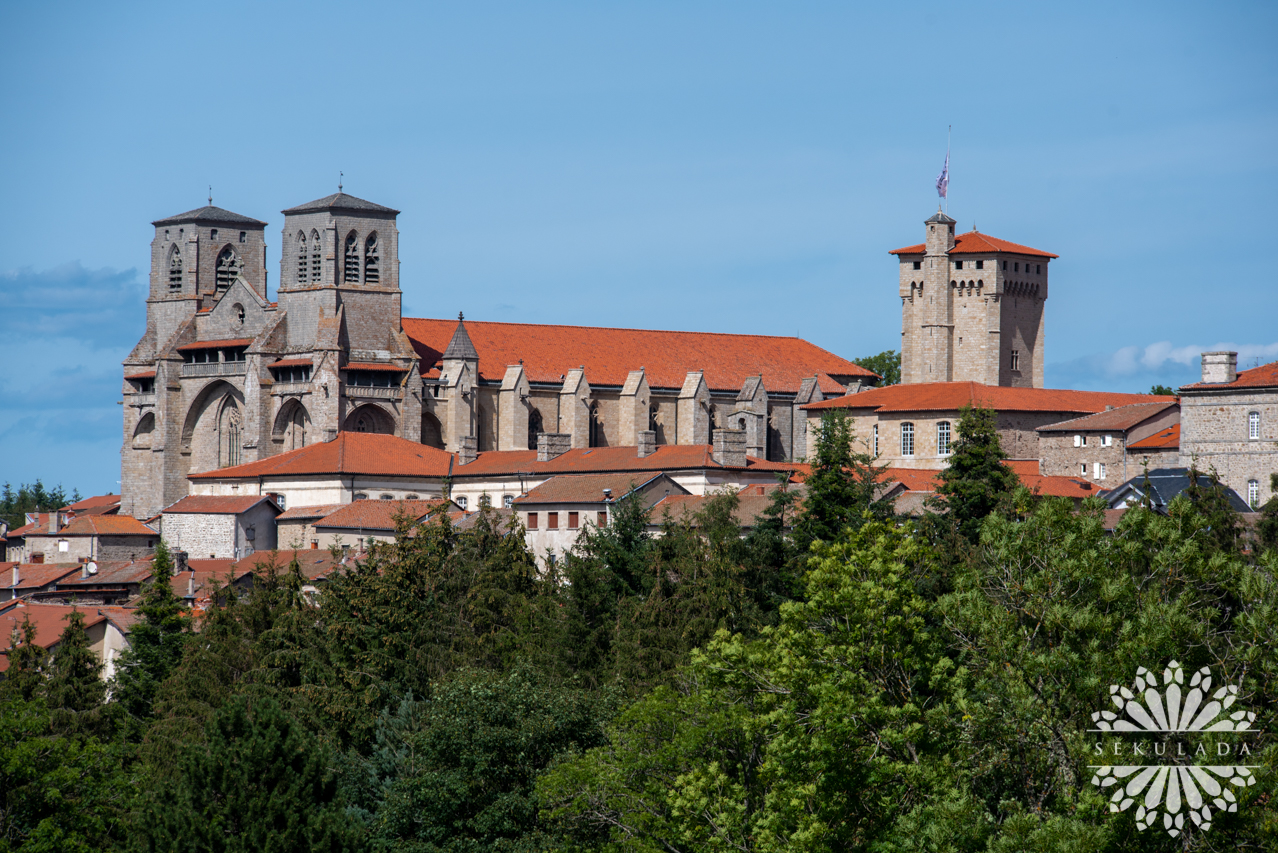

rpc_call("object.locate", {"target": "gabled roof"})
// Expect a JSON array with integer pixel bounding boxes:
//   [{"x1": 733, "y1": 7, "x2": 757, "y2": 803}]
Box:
[
  {"x1": 1181, "y1": 361, "x2": 1278, "y2": 391},
  {"x1": 451, "y1": 444, "x2": 800, "y2": 479},
  {"x1": 7, "y1": 514, "x2": 52, "y2": 538},
  {"x1": 513, "y1": 472, "x2": 679, "y2": 506},
  {"x1": 163, "y1": 495, "x2": 280, "y2": 515},
  {"x1": 189, "y1": 432, "x2": 454, "y2": 480},
  {"x1": 0, "y1": 603, "x2": 109, "y2": 672},
  {"x1": 61, "y1": 494, "x2": 121, "y2": 516},
  {"x1": 276, "y1": 504, "x2": 346, "y2": 521},
  {"x1": 403, "y1": 317, "x2": 875, "y2": 393},
  {"x1": 3, "y1": 563, "x2": 83, "y2": 591},
  {"x1": 54, "y1": 516, "x2": 156, "y2": 537},
  {"x1": 152, "y1": 206, "x2": 267, "y2": 227},
  {"x1": 1128, "y1": 423, "x2": 1180, "y2": 450},
  {"x1": 1105, "y1": 468, "x2": 1251, "y2": 512},
  {"x1": 1036, "y1": 401, "x2": 1179, "y2": 433},
  {"x1": 281, "y1": 192, "x2": 399, "y2": 215},
  {"x1": 58, "y1": 559, "x2": 154, "y2": 588},
  {"x1": 314, "y1": 499, "x2": 451, "y2": 532},
  {"x1": 890, "y1": 230, "x2": 1058, "y2": 258},
  {"x1": 805, "y1": 382, "x2": 1172, "y2": 415}
]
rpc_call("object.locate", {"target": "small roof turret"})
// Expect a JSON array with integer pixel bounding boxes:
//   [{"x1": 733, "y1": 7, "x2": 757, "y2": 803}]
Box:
[
  {"x1": 152, "y1": 206, "x2": 267, "y2": 227},
  {"x1": 281, "y1": 192, "x2": 399, "y2": 215},
  {"x1": 441, "y1": 312, "x2": 479, "y2": 361},
  {"x1": 925, "y1": 208, "x2": 956, "y2": 226}
]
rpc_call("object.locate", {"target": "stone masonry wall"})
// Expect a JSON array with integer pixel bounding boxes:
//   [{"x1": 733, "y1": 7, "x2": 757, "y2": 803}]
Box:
[{"x1": 1180, "y1": 387, "x2": 1278, "y2": 507}]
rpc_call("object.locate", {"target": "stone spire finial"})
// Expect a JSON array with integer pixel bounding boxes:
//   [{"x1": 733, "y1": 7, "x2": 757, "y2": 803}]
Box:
[{"x1": 442, "y1": 312, "x2": 479, "y2": 361}]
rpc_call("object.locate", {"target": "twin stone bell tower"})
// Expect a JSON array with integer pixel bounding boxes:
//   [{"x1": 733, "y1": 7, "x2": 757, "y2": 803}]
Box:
[
  {"x1": 122, "y1": 192, "x2": 412, "y2": 519},
  {"x1": 895, "y1": 209, "x2": 1054, "y2": 388}
]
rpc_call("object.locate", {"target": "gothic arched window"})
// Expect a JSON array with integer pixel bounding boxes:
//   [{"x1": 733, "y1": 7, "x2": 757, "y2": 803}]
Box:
[
  {"x1": 168, "y1": 246, "x2": 183, "y2": 291},
  {"x1": 528, "y1": 408, "x2": 544, "y2": 450},
  {"x1": 296, "y1": 232, "x2": 308, "y2": 283},
  {"x1": 588, "y1": 402, "x2": 604, "y2": 448},
  {"x1": 310, "y1": 230, "x2": 322, "y2": 283},
  {"x1": 219, "y1": 402, "x2": 243, "y2": 468},
  {"x1": 364, "y1": 232, "x2": 380, "y2": 284},
  {"x1": 343, "y1": 231, "x2": 360, "y2": 283},
  {"x1": 215, "y1": 247, "x2": 241, "y2": 293}
]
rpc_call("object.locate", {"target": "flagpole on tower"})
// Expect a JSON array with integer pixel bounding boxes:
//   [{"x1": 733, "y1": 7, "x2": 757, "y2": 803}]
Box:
[{"x1": 945, "y1": 125, "x2": 950, "y2": 215}]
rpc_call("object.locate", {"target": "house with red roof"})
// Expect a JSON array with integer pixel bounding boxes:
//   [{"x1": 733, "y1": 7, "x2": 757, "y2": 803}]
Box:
[
  {"x1": 158, "y1": 495, "x2": 281, "y2": 560},
  {"x1": 1179, "y1": 352, "x2": 1278, "y2": 508},
  {"x1": 19, "y1": 514, "x2": 157, "y2": 565},
  {"x1": 0, "y1": 601, "x2": 138, "y2": 681},
  {"x1": 1036, "y1": 400, "x2": 1180, "y2": 484},
  {"x1": 286, "y1": 499, "x2": 457, "y2": 552}
]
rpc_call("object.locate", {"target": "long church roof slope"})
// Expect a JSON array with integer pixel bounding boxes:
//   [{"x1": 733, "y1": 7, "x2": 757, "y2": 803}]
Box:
[
  {"x1": 804, "y1": 382, "x2": 1173, "y2": 414},
  {"x1": 402, "y1": 317, "x2": 875, "y2": 394},
  {"x1": 450, "y1": 444, "x2": 800, "y2": 478},
  {"x1": 890, "y1": 230, "x2": 1058, "y2": 258},
  {"x1": 152, "y1": 205, "x2": 267, "y2": 227},
  {"x1": 189, "y1": 432, "x2": 453, "y2": 480},
  {"x1": 281, "y1": 192, "x2": 399, "y2": 215}
]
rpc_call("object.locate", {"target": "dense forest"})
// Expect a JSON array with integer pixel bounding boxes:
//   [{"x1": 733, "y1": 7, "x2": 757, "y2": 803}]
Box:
[{"x1": 3, "y1": 408, "x2": 1278, "y2": 852}]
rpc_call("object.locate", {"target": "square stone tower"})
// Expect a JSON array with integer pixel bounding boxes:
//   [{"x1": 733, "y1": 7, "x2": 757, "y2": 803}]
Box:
[{"x1": 893, "y1": 210, "x2": 1056, "y2": 387}]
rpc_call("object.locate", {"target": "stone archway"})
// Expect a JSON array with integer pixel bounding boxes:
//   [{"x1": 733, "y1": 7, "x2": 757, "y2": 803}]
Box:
[
  {"x1": 273, "y1": 399, "x2": 312, "y2": 451},
  {"x1": 344, "y1": 403, "x2": 395, "y2": 435},
  {"x1": 182, "y1": 380, "x2": 246, "y2": 474}
]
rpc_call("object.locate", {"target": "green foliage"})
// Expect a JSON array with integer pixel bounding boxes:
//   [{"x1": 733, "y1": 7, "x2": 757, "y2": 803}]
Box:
[
  {"x1": 0, "y1": 616, "x2": 46, "y2": 703},
  {"x1": 136, "y1": 695, "x2": 360, "y2": 853},
  {"x1": 853, "y1": 349, "x2": 901, "y2": 386},
  {"x1": 1182, "y1": 464, "x2": 1245, "y2": 554},
  {"x1": 795, "y1": 411, "x2": 895, "y2": 553},
  {"x1": 44, "y1": 610, "x2": 111, "y2": 739},
  {"x1": 1148, "y1": 383, "x2": 1175, "y2": 396},
  {"x1": 0, "y1": 481, "x2": 81, "y2": 531},
  {"x1": 931, "y1": 404, "x2": 1020, "y2": 541},
  {"x1": 112, "y1": 541, "x2": 191, "y2": 736},
  {"x1": 1258, "y1": 473, "x2": 1278, "y2": 554}
]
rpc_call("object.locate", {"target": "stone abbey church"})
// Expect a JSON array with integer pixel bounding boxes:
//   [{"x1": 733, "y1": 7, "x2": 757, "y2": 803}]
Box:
[{"x1": 120, "y1": 193, "x2": 1053, "y2": 520}]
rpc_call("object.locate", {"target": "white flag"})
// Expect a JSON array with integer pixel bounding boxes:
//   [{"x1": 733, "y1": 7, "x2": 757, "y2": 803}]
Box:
[{"x1": 936, "y1": 151, "x2": 949, "y2": 199}]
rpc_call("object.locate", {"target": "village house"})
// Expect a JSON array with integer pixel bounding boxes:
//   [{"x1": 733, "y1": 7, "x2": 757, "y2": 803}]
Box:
[
  {"x1": 157, "y1": 495, "x2": 282, "y2": 560},
  {"x1": 1179, "y1": 353, "x2": 1278, "y2": 508},
  {"x1": 277, "y1": 498, "x2": 456, "y2": 552},
  {"x1": 1035, "y1": 400, "x2": 1180, "y2": 483},
  {"x1": 0, "y1": 601, "x2": 140, "y2": 682}
]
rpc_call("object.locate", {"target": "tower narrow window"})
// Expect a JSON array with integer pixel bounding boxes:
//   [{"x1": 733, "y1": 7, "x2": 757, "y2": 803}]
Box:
[
  {"x1": 1010, "y1": 350, "x2": 1021, "y2": 371},
  {"x1": 364, "y1": 232, "x2": 380, "y2": 284},
  {"x1": 167, "y1": 246, "x2": 183, "y2": 291},
  {"x1": 344, "y1": 231, "x2": 360, "y2": 283},
  {"x1": 1249, "y1": 411, "x2": 1260, "y2": 440},
  {"x1": 900, "y1": 422, "x2": 914, "y2": 457},
  {"x1": 1249, "y1": 479, "x2": 1261, "y2": 509},
  {"x1": 310, "y1": 229, "x2": 322, "y2": 282},
  {"x1": 215, "y1": 247, "x2": 241, "y2": 292},
  {"x1": 872, "y1": 423, "x2": 879, "y2": 456},
  {"x1": 937, "y1": 421, "x2": 951, "y2": 455},
  {"x1": 296, "y1": 232, "x2": 308, "y2": 283}
]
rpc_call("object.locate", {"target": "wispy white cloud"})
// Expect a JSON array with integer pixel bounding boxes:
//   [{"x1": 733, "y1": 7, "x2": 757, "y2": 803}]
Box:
[{"x1": 1049, "y1": 340, "x2": 1278, "y2": 393}]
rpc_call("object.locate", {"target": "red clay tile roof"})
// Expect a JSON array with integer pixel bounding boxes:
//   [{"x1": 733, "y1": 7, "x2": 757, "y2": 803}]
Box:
[
  {"x1": 0, "y1": 603, "x2": 107, "y2": 672},
  {"x1": 805, "y1": 382, "x2": 1173, "y2": 415},
  {"x1": 650, "y1": 493, "x2": 779, "y2": 527},
  {"x1": 1181, "y1": 361, "x2": 1278, "y2": 390},
  {"x1": 163, "y1": 495, "x2": 279, "y2": 515},
  {"x1": 125, "y1": 370, "x2": 156, "y2": 380},
  {"x1": 1128, "y1": 423, "x2": 1181, "y2": 450},
  {"x1": 189, "y1": 432, "x2": 454, "y2": 480},
  {"x1": 56, "y1": 516, "x2": 157, "y2": 537},
  {"x1": 8, "y1": 514, "x2": 53, "y2": 537},
  {"x1": 884, "y1": 468, "x2": 942, "y2": 492},
  {"x1": 1036, "y1": 401, "x2": 1178, "y2": 433},
  {"x1": 452, "y1": 444, "x2": 801, "y2": 479},
  {"x1": 59, "y1": 560, "x2": 154, "y2": 587},
  {"x1": 62, "y1": 494, "x2": 122, "y2": 517},
  {"x1": 402, "y1": 318, "x2": 875, "y2": 392},
  {"x1": 890, "y1": 230, "x2": 1058, "y2": 258},
  {"x1": 276, "y1": 504, "x2": 346, "y2": 521},
  {"x1": 176, "y1": 338, "x2": 253, "y2": 351},
  {"x1": 270, "y1": 358, "x2": 312, "y2": 368},
  {"x1": 345, "y1": 362, "x2": 407, "y2": 372},
  {"x1": 315, "y1": 499, "x2": 451, "y2": 532},
  {"x1": 514, "y1": 473, "x2": 675, "y2": 505},
  {"x1": 883, "y1": 464, "x2": 1097, "y2": 499},
  {"x1": 4, "y1": 563, "x2": 83, "y2": 590}
]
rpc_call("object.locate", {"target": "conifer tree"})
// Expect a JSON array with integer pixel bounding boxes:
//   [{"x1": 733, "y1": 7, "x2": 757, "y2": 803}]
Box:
[
  {"x1": 44, "y1": 609, "x2": 108, "y2": 738},
  {"x1": 1184, "y1": 463, "x2": 1245, "y2": 554},
  {"x1": 0, "y1": 615, "x2": 46, "y2": 702},
  {"x1": 1258, "y1": 473, "x2": 1278, "y2": 555},
  {"x1": 113, "y1": 541, "x2": 191, "y2": 734},
  {"x1": 930, "y1": 404, "x2": 1019, "y2": 541},
  {"x1": 795, "y1": 411, "x2": 895, "y2": 553}
]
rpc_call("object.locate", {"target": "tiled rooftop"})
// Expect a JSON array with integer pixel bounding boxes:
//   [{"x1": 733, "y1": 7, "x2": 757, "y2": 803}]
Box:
[
  {"x1": 1128, "y1": 423, "x2": 1180, "y2": 450},
  {"x1": 314, "y1": 499, "x2": 451, "y2": 532},
  {"x1": 514, "y1": 472, "x2": 673, "y2": 505},
  {"x1": 890, "y1": 230, "x2": 1058, "y2": 258},
  {"x1": 805, "y1": 382, "x2": 1173, "y2": 415},
  {"x1": 452, "y1": 444, "x2": 801, "y2": 478},
  {"x1": 1036, "y1": 401, "x2": 1178, "y2": 433},
  {"x1": 1181, "y1": 361, "x2": 1278, "y2": 391},
  {"x1": 189, "y1": 432, "x2": 454, "y2": 480},
  {"x1": 163, "y1": 495, "x2": 278, "y2": 515}
]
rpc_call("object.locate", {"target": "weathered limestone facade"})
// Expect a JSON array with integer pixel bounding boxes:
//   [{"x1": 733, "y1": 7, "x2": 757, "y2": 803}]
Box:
[
  {"x1": 1179, "y1": 352, "x2": 1278, "y2": 508},
  {"x1": 1036, "y1": 403, "x2": 1180, "y2": 484},
  {"x1": 895, "y1": 211, "x2": 1054, "y2": 388},
  {"x1": 121, "y1": 194, "x2": 420, "y2": 520}
]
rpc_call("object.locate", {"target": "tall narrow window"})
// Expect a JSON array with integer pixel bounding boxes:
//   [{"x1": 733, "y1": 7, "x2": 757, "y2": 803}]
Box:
[
  {"x1": 1010, "y1": 350, "x2": 1021, "y2": 371},
  {"x1": 1249, "y1": 411, "x2": 1260, "y2": 440},
  {"x1": 528, "y1": 408, "x2": 544, "y2": 450},
  {"x1": 310, "y1": 229, "x2": 322, "y2": 282},
  {"x1": 937, "y1": 421, "x2": 951, "y2": 455},
  {"x1": 296, "y1": 232, "x2": 308, "y2": 282},
  {"x1": 872, "y1": 423, "x2": 879, "y2": 457},
  {"x1": 364, "y1": 232, "x2": 380, "y2": 284},
  {"x1": 167, "y1": 246, "x2": 183, "y2": 291},
  {"x1": 344, "y1": 231, "x2": 360, "y2": 282},
  {"x1": 901, "y1": 422, "x2": 914, "y2": 457},
  {"x1": 1249, "y1": 479, "x2": 1261, "y2": 509},
  {"x1": 215, "y1": 247, "x2": 241, "y2": 292}
]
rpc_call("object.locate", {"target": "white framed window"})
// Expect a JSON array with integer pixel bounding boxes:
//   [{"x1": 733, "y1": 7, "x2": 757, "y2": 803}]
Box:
[
  {"x1": 1081, "y1": 463, "x2": 1088, "y2": 477},
  {"x1": 58, "y1": 540, "x2": 69, "y2": 552},
  {"x1": 1249, "y1": 479, "x2": 1261, "y2": 509},
  {"x1": 1097, "y1": 462, "x2": 1107, "y2": 480},
  {"x1": 503, "y1": 495, "x2": 514, "y2": 508},
  {"x1": 900, "y1": 422, "x2": 915, "y2": 457},
  {"x1": 872, "y1": 424, "x2": 879, "y2": 457},
  {"x1": 1102, "y1": 435, "x2": 1113, "y2": 447},
  {"x1": 1073, "y1": 435, "x2": 1081, "y2": 447},
  {"x1": 1249, "y1": 411, "x2": 1260, "y2": 440},
  {"x1": 456, "y1": 495, "x2": 468, "y2": 510},
  {"x1": 937, "y1": 421, "x2": 952, "y2": 455}
]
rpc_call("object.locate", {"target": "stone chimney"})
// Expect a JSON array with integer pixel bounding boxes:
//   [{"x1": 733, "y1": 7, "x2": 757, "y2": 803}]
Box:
[
  {"x1": 636, "y1": 430, "x2": 656, "y2": 458},
  {"x1": 10, "y1": 565, "x2": 18, "y2": 587},
  {"x1": 173, "y1": 550, "x2": 189, "y2": 574},
  {"x1": 711, "y1": 428, "x2": 748, "y2": 468},
  {"x1": 457, "y1": 435, "x2": 478, "y2": 466},
  {"x1": 187, "y1": 573, "x2": 195, "y2": 598},
  {"x1": 537, "y1": 432, "x2": 571, "y2": 462},
  {"x1": 48, "y1": 512, "x2": 61, "y2": 534},
  {"x1": 1201, "y1": 351, "x2": 1238, "y2": 384}
]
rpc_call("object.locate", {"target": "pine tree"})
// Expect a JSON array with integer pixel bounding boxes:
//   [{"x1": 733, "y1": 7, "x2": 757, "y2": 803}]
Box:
[
  {"x1": 113, "y1": 541, "x2": 191, "y2": 735},
  {"x1": 140, "y1": 696, "x2": 361, "y2": 853},
  {"x1": 930, "y1": 404, "x2": 1019, "y2": 542},
  {"x1": 0, "y1": 615, "x2": 46, "y2": 702},
  {"x1": 1183, "y1": 463, "x2": 1244, "y2": 554},
  {"x1": 44, "y1": 609, "x2": 108, "y2": 738},
  {"x1": 795, "y1": 411, "x2": 894, "y2": 553}
]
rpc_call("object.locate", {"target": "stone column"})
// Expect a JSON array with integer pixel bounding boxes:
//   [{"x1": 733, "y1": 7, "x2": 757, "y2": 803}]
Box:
[
  {"x1": 676, "y1": 371, "x2": 710, "y2": 445},
  {"x1": 558, "y1": 368, "x2": 592, "y2": 449},
  {"x1": 498, "y1": 364, "x2": 531, "y2": 451},
  {"x1": 617, "y1": 369, "x2": 650, "y2": 447}
]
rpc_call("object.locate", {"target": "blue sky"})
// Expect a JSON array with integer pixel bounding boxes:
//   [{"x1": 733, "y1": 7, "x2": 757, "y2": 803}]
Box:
[{"x1": 2, "y1": 0, "x2": 1276, "y2": 496}]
